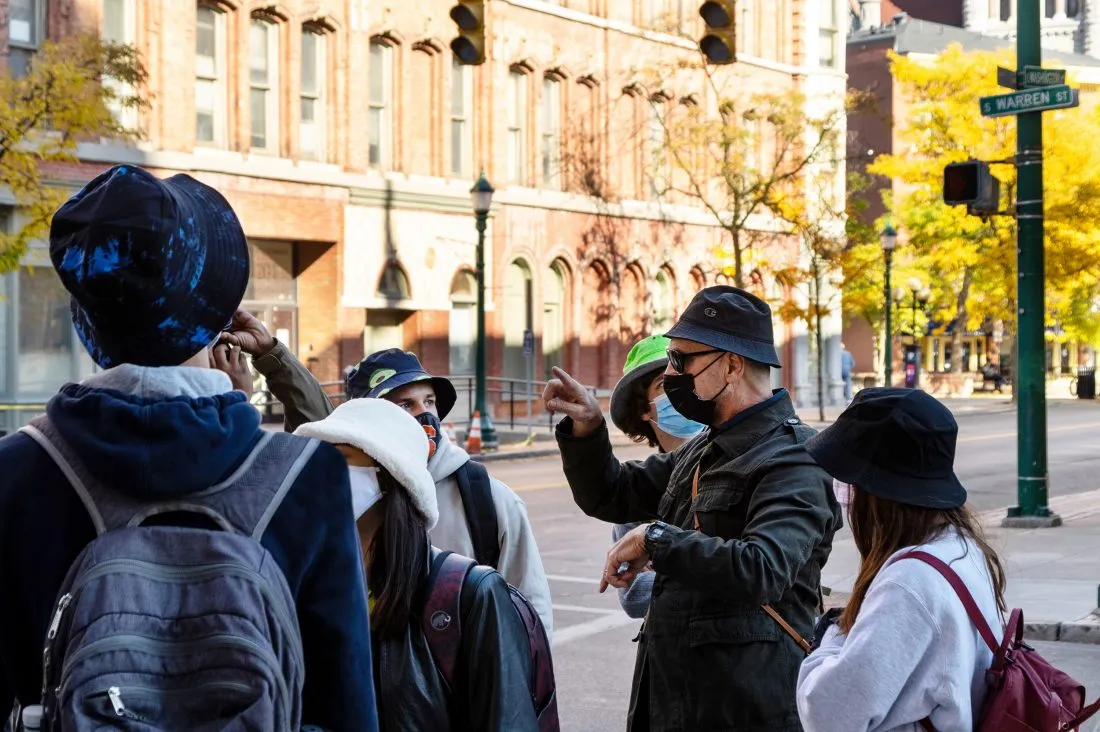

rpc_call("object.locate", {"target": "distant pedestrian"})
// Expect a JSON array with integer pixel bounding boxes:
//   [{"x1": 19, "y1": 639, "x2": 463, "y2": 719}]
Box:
[
  {"x1": 543, "y1": 285, "x2": 841, "y2": 731},
  {"x1": 797, "y1": 388, "x2": 1006, "y2": 732},
  {"x1": 295, "y1": 398, "x2": 540, "y2": 732},
  {"x1": 841, "y1": 344, "x2": 855, "y2": 402},
  {"x1": 608, "y1": 335, "x2": 705, "y2": 618},
  {"x1": 220, "y1": 327, "x2": 554, "y2": 639},
  {"x1": 0, "y1": 165, "x2": 377, "y2": 731}
]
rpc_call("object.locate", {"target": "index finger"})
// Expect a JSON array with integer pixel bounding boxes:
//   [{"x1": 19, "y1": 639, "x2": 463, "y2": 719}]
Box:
[{"x1": 551, "y1": 366, "x2": 586, "y2": 394}]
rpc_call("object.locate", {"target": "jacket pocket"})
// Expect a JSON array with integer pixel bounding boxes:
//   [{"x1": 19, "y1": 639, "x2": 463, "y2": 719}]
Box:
[
  {"x1": 692, "y1": 484, "x2": 746, "y2": 538},
  {"x1": 687, "y1": 611, "x2": 779, "y2": 647}
]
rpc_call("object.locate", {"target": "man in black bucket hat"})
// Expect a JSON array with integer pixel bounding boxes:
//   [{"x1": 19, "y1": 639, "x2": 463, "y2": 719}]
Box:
[
  {"x1": 543, "y1": 285, "x2": 842, "y2": 732},
  {"x1": 0, "y1": 165, "x2": 378, "y2": 732}
]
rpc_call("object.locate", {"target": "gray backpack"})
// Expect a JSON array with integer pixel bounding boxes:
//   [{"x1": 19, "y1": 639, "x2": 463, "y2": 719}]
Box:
[{"x1": 19, "y1": 417, "x2": 317, "y2": 732}]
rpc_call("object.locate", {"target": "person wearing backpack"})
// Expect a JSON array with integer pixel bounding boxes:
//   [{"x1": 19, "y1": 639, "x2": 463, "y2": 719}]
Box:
[
  {"x1": 0, "y1": 165, "x2": 378, "y2": 732},
  {"x1": 796, "y1": 388, "x2": 1006, "y2": 732},
  {"x1": 294, "y1": 397, "x2": 554, "y2": 732},
  {"x1": 221, "y1": 329, "x2": 554, "y2": 641},
  {"x1": 608, "y1": 335, "x2": 705, "y2": 618}
]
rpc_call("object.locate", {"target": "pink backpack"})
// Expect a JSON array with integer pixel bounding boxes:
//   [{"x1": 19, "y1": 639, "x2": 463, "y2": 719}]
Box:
[{"x1": 900, "y1": 551, "x2": 1100, "y2": 732}]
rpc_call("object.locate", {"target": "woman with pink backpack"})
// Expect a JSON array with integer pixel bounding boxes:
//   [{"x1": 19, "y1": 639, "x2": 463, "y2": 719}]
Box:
[{"x1": 796, "y1": 388, "x2": 1007, "y2": 731}]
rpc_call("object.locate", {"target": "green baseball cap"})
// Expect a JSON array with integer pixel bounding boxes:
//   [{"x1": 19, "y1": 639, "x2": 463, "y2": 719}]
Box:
[{"x1": 610, "y1": 335, "x2": 671, "y2": 434}]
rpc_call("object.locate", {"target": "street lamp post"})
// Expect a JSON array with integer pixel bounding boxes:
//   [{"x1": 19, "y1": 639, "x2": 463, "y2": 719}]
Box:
[
  {"x1": 470, "y1": 172, "x2": 498, "y2": 450},
  {"x1": 881, "y1": 224, "x2": 897, "y2": 386}
]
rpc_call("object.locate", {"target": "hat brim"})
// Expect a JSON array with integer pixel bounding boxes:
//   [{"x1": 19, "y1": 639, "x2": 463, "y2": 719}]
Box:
[
  {"x1": 805, "y1": 424, "x2": 967, "y2": 510},
  {"x1": 367, "y1": 371, "x2": 458, "y2": 420},
  {"x1": 68, "y1": 171, "x2": 249, "y2": 368},
  {"x1": 664, "y1": 320, "x2": 781, "y2": 368},
  {"x1": 610, "y1": 359, "x2": 667, "y2": 434}
]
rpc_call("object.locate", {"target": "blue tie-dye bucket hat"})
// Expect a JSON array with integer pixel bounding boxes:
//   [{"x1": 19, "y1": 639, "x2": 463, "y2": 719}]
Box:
[{"x1": 49, "y1": 164, "x2": 250, "y2": 368}]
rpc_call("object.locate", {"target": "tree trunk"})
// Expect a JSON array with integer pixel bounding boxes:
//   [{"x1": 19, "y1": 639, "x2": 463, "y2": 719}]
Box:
[
  {"x1": 732, "y1": 228, "x2": 745, "y2": 288},
  {"x1": 952, "y1": 267, "x2": 973, "y2": 374},
  {"x1": 814, "y1": 265, "x2": 826, "y2": 422}
]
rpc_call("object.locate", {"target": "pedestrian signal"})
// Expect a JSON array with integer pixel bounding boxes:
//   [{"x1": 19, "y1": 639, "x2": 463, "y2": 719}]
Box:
[
  {"x1": 699, "y1": 0, "x2": 736, "y2": 64},
  {"x1": 943, "y1": 160, "x2": 1000, "y2": 215},
  {"x1": 450, "y1": 0, "x2": 485, "y2": 65}
]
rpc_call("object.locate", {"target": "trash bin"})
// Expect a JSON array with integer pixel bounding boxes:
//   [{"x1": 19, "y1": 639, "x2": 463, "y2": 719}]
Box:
[{"x1": 1077, "y1": 366, "x2": 1096, "y2": 400}]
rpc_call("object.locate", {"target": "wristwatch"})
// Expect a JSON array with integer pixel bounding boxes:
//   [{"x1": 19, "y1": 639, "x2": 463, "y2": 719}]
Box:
[{"x1": 644, "y1": 520, "x2": 671, "y2": 556}]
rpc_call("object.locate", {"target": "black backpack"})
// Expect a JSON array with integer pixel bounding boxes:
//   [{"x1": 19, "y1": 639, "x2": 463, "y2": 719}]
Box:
[{"x1": 455, "y1": 461, "x2": 500, "y2": 568}]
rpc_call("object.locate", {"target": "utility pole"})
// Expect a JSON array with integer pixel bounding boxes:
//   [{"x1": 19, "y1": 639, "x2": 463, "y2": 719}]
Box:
[{"x1": 1004, "y1": 0, "x2": 1061, "y2": 527}]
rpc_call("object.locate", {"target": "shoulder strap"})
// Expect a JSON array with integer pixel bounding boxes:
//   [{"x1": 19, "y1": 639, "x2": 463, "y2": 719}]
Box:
[
  {"x1": 422, "y1": 551, "x2": 477, "y2": 694},
  {"x1": 455, "y1": 461, "x2": 500, "y2": 568},
  {"x1": 692, "y1": 466, "x2": 812, "y2": 654},
  {"x1": 895, "y1": 550, "x2": 1000, "y2": 654}
]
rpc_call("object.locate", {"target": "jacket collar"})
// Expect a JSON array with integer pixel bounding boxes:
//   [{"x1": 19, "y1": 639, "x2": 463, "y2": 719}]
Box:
[{"x1": 708, "y1": 389, "x2": 799, "y2": 456}]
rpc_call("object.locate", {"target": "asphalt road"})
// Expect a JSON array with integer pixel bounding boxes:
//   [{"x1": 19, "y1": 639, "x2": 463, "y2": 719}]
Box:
[{"x1": 488, "y1": 400, "x2": 1100, "y2": 731}]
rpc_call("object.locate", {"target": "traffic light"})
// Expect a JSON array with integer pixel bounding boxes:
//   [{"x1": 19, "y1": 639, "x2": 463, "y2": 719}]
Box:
[
  {"x1": 943, "y1": 160, "x2": 1000, "y2": 215},
  {"x1": 450, "y1": 0, "x2": 485, "y2": 65},
  {"x1": 699, "y1": 0, "x2": 736, "y2": 64}
]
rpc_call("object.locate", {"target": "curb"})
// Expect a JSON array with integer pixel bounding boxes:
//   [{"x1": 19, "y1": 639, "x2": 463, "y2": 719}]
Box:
[{"x1": 1025, "y1": 618, "x2": 1100, "y2": 644}]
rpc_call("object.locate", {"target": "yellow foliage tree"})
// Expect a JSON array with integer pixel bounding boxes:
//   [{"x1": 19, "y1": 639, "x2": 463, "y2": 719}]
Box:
[
  {"x1": 0, "y1": 33, "x2": 147, "y2": 272},
  {"x1": 870, "y1": 44, "x2": 1100, "y2": 374}
]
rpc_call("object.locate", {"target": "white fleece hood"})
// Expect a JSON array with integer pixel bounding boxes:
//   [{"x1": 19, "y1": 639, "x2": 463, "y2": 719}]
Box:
[{"x1": 427, "y1": 427, "x2": 472, "y2": 483}]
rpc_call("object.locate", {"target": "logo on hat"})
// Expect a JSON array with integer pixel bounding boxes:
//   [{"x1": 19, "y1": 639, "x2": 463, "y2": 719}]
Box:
[
  {"x1": 704, "y1": 307, "x2": 718, "y2": 317},
  {"x1": 369, "y1": 368, "x2": 397, "y2": 389}
]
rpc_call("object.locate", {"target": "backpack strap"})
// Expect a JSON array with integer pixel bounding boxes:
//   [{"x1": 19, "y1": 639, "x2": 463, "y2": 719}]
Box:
[
  {"x1": 422, "y1": 551, "x2": 477, "y2": 695},
  {"x1": 19, "y1": 416, "x2": 316, "y2": 538},
  {"x1": 455, "y1": 462, "x2": 500, "y2": 568},
  {"x1": 895, "y1": 550, "x2": 1000, "y2": 654}
]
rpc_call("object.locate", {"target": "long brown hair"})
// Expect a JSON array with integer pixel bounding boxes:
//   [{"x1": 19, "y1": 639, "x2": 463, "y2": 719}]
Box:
[
  {"x1": 839, "y1": 486, "x2": 1006, "y2": 634},
  {"x1": 359, "y1": 469, "x2": 429, "y2": 639}
]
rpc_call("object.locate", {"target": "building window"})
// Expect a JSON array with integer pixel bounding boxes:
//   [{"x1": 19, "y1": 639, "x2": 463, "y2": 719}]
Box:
[
  {"x1": 507, "y1": 70, "x2": 528, "y2": 184},
  {"x1": 819, "y1": 0, "x2": 837, "y2": 67},
  {"x1": 1067, "y1": 0, "x2": 1081, "y2": 17},
  {"x1": 250, "y1": 17, "x2": 280, "y2": 152},
  {"x1": 195, "y1": 4, "x2": 227, "y2": 146},
  {"x1": 378, "y1": 262, "x2": 410, "y2": 300},
  {"x1": 648, "y1": 99, "x2": 667, "y2": 198},
  {"x1": 369, "y1": 41, "x2": 392, "y2": 168},
  {"x1": 451, "y1": 57, "x2": 472, "y2": 177},
  {"x1": 541, "y1": 77, "x2": 561, "y2": 188},
  {"x1": 8, "y1": 0, "x2": 44, "y2": 76},
  {"x1": 300, "y1": 28, "x2": 326, "y2": 160},
  {"x1": 653, "y1": 268, "x2": 675, "y2": 331},
  {"x1": 102, "y1": 0, "x2": 137, "y2": 131}
]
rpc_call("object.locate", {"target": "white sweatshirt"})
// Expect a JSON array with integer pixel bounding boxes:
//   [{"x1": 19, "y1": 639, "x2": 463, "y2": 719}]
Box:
[
  {"x1": 797, "y1": 528, "x2": 1001, "y2": 732},
  {"x1": 427, "y1": 432, "x2": 554, "y2": 642}
]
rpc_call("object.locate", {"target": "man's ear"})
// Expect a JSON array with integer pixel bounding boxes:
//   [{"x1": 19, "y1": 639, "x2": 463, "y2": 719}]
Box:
[{"x1": 726, "y1": 353, "x2": 744, "y2": 381}]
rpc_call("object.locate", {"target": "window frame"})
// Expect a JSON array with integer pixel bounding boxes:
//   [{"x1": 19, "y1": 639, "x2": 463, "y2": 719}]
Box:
[
  {"x1": 102, "y1": 0, "x2": 138, "y2": 131},
  {"x1": 300, "y1": 27, "x2": 327, "y2": 161},
  {"x1": 195, "y1": 3, "x2": 228, "y2": 147},
  {"x1": 818, "y1": 0, "x2": 837, "y2": 68},
  {"x1": 249, "y1": 16, "x2": 281, "y2": 153},
  {"x1": 368, "y1": 39, "x2": 394, "y2": 169},
  {"x1": 507, "y1": 70, "x2": 529, "y2": 185},
  {"x1": 541, "y1": 76, "x2": 562, "y2": 189},
  {"x1": 8, "y1": 0, "x2": 45, "y2": 50},
  {"x1": 451, "y1": 57, "x2": 473, "y2": 177}
]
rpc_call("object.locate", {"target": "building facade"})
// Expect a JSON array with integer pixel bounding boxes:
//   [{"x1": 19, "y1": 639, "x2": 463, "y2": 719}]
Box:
[{"x1": 1, "y1": 0, "x2": 848, "y2": 431}]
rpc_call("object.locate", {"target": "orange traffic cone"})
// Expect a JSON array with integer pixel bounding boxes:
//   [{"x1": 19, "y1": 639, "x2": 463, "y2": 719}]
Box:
[{"x1": 466, "y1": 412, "x2": 483, "y2": 454}]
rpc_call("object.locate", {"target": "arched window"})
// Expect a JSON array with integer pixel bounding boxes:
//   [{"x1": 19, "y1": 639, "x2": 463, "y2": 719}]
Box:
[
  {"x1": 503, "y1": 260, "x2": 533, "y2": 379},
  {"x1": 653, "y1": 267, "x2": 675, "y2": 332},
  {"x1": 378, "y1": 262, "x2": 410, "y2": 300},
  {"x1": 249, "y1": 13, "x2": 281, "y2": 152},
  {"x1": 449, "y1": 270, "x2": 477, "y2": 375},
  {"x1": 543, "y1": 260, "x2": 569, "y2": 376}
]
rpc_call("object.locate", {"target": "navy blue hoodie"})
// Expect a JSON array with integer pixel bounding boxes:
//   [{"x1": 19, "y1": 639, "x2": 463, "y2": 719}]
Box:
[{"x1": 0, "y1": 367, "x2": 378, "y2": 732}]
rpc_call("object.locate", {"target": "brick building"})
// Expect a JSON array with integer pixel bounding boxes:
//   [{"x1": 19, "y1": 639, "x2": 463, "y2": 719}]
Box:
[{"x1": 1, "y1": 0, "x2": 848, "y2": 430}]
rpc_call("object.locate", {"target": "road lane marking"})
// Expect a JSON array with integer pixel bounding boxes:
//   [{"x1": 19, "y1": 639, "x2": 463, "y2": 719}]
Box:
[
  {"x1": 552, "y1": 613, "x2": 640, "y2": 647},
  {"x1": 546, "y1": 574, "x2": 600, "y2": 585},
  {"x1": 552, "y1": 604, "x2": 621, "y2": 615},
  {"x1": 958, "y1": 421, "x2": 1100, "y2": 444}
]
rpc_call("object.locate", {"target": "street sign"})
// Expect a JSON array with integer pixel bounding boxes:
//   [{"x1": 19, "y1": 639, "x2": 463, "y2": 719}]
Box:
[
  {"x1": 1022, "y1": 65, "x2": 1066, "y2": 87},
  {"x1": 979, "y1": 84, "x2": 1078, "y2": 117},
  {"x1": 997, "y1": 66, "x2": 1018, "y2": 90},
  {"x1": 522, "y1": 329, "x2": 534, "y2": 356}
]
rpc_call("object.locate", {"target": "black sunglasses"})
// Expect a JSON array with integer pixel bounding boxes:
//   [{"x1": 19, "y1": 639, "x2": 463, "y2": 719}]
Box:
[{"x1": 666, "y1": 348, "x2": 725, "y2": 374}]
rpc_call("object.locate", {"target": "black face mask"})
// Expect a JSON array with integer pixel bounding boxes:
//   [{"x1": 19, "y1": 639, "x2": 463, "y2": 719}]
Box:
[
  {"x1": 415, "y1": 412, "x2": 444, "y2": 454},
  {"x1": 663, "y1": 354, "x2": 729, "y2": 426}
]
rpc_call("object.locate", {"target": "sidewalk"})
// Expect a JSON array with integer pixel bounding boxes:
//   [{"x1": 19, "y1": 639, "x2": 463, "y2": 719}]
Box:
[{"x1": 822, "y1": 489, "x2": 1100, "y2": 643}]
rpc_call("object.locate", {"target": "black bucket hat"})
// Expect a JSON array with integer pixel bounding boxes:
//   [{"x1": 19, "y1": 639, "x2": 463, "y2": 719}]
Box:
[
  {"x1": 346, "y1": 349, "x2": 458, "y2": 420},
  {"x1": 804, "y1": 387, "x2": 967, "y2": 509},
  {"x1": 49, "y1": 165, "x2": 250, "y2": 368},
  {"x1": 665, "y1": 286, "x2": 781, "y2": 368}
]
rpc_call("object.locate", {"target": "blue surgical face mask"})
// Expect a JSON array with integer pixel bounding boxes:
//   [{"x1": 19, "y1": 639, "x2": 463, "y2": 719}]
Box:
[{"x1": 652, "y1": 393, "x2": 706, "y2": 439}]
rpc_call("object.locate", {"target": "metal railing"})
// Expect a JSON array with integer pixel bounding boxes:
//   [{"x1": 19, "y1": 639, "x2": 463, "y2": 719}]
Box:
[{"x1": 251, "y1": 374, "x2": 605, "y2": 433}]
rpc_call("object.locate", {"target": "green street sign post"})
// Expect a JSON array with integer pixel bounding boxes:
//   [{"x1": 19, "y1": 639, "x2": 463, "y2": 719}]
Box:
[
  {"x1": 1022, "y1": 65, "x2": 1066, "y2": 87},
  {"x1": 979, "y1": 84, "x2": 1077, "y2": 118}
]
